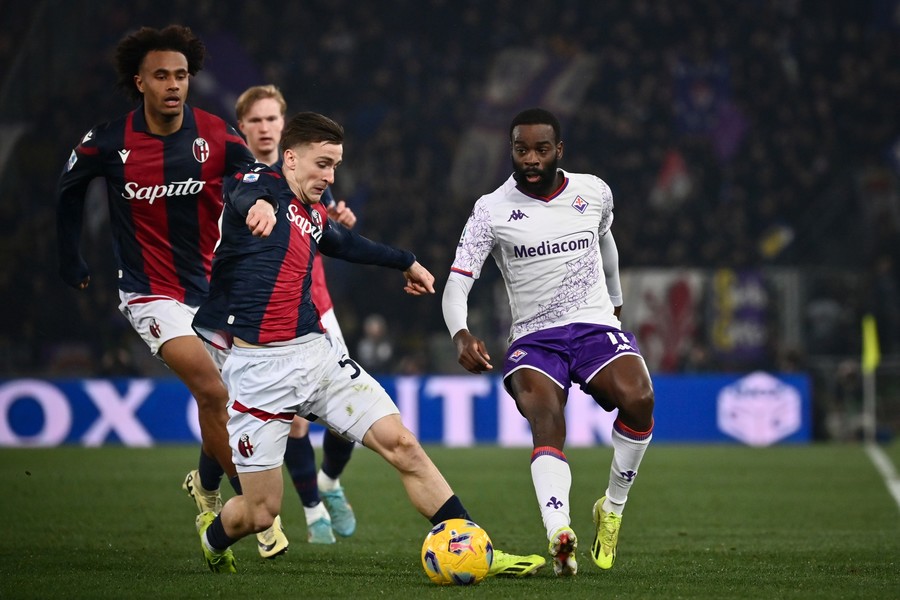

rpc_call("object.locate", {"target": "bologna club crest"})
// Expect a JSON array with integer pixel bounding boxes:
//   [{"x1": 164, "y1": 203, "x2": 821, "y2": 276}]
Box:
[
  {"x1": 238, "y1": 433, "x2": 254, "y2": 458},
  {"x1": 192, "y1": 138, "x2": 210, "y2": 163}
]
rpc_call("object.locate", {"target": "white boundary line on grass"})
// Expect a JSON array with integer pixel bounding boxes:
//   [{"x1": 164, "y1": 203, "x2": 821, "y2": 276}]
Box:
[{"x1": 865, "y1": 442, "x2": 900, "y2": 513}]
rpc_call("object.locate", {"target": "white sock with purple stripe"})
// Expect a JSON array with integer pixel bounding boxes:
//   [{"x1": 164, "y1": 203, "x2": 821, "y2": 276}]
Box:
[{"x1": 530, "y1": 446, "x2": 572, "y2": 539}]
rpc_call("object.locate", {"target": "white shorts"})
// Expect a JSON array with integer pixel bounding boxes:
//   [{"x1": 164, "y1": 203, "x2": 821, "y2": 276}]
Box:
[
  {"x1": 223, "y1": 334, "x2": 399, "y2": 473},
  {"x1": 118, "y1": 291, "x2": 228, "y2": 369},
  {"x1": 320, "y1": 307, "x2": 346, "y2": 352}
]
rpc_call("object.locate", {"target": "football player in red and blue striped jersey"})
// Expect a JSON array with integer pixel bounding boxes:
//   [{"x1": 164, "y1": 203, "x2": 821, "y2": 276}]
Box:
[{"x1": 55, "y1": 24, "x2": 261, "y2": 544}]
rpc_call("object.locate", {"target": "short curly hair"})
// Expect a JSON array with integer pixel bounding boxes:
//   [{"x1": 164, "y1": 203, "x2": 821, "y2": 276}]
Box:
[
  {"x1": 114, "y1": 24, "x2": 205, "y2": 102},
  {"x1": 509, "y1": 107, "x2": 561, "y2": 143}
]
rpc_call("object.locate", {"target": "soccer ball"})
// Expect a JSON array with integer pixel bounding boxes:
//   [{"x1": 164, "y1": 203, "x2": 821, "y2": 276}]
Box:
[{"x1": 421, "y1": 518, "x2": 493, "y2": 585}]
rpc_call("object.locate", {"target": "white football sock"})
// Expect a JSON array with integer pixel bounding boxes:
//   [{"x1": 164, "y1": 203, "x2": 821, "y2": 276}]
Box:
[
  {"x1": 530, "y1": 448, "x2": 572, "y2": 538},
  {"x1": 317, "y1": 470, "x2": 340, "y2": 492},
  {"x1": 303, "y1": 501, "x2": 329, "y2": 525},
  {"x1": 603, "y1": 423, "x2": 652, "y2": 515}
]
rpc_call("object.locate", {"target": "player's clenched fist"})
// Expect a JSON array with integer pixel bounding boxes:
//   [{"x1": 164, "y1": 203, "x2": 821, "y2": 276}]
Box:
[
  {"x1": 452, "y1": 329, "x2": 493, "y2": 374},
  {"x1": 247, "y1": 198, "x2": 277, "y2": 237}
]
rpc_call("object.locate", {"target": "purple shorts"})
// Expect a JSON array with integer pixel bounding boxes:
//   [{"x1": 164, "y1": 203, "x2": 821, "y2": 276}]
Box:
[{"x1": 503, "y1": 323, "x2": 643, "y2": 394}]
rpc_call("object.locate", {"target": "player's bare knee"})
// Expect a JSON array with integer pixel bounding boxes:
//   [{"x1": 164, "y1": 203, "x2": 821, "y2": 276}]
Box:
[
  {"x1": 528, "y1": 408, "x2": 565, "y2": 437},
  {"x1": 394, "y1": 430, "x2": 424, "y2": 455},
  {"x1": 389, "y1": 433, "x2": 429, "y2": 473},
  {"x1": 622, "y1": 386, "x2": 654, "y2": 421},
  {"x1": 192, "y1": 384, "x2": 229, "y2": 412}
]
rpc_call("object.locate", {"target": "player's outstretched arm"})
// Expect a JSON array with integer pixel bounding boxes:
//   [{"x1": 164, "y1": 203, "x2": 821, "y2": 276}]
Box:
[
  {"x1": 452, "y1": 329, "x2": 493, "y2": 374},
  {"x1": 402, "y1": 261, "x2": 435, "y2": 296}
]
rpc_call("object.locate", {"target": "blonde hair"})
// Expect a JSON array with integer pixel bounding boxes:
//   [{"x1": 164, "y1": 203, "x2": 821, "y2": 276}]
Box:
[{"x1": 235, "y1": 85, "x2": 287, "y2": 121}]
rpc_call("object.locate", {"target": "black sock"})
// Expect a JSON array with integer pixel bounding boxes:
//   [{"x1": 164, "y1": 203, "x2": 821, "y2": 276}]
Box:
[
  {"x1": 229, "y1": 475, "x2": 243, "y2": 495},
  {"x1": 205, "y1": 515, "x2": 237, "y2": 551},
  {"x1": 321, "y1": 430, "x2": 354, "y2": 479},
  {"x1": 284, "y1": 435, "x2": 320, "y2": 506},
  {"x1": 429, "y1": 494, "x2": 472, "y2": 525},
  {"x1": 198, "y1": 450, "x2": 224, "y2": 491}
]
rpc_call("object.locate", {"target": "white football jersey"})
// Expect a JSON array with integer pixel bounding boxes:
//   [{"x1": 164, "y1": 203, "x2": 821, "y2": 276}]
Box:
[{"x1": 450, "y1": 170, "x2": 620, "y2": 342}]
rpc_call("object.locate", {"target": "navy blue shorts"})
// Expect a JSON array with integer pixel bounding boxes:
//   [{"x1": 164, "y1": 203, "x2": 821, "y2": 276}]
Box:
[{"x1": 503, "y1": 323, "x2": 643, "y2": 395}]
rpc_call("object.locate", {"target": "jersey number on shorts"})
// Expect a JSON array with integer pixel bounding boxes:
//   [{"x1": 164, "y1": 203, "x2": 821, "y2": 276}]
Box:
[{"x1": 339, "y1": 357, "x2": 361, "y2": 379}]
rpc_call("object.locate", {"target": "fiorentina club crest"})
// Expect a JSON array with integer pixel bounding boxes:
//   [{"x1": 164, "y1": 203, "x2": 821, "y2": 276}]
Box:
[
  {"x1": 192, "y1": 137, "x2": 210, "y2": 163},
  {"x1": 572, "y1": 196, "x2": 588, "y2": 214},
  {"x1": 238, "y1": 433, "x2": 254, "y2": 458},
  {"x1": 619, "y1": 469, "x2": 637, "y2": 482},
  {"x1": 509, "y1": 349, "x2": 528, "y2": 363}
]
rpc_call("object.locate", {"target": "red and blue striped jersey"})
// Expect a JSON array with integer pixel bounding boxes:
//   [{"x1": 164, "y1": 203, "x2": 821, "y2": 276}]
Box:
[
  {"x1": 56, "y1": 104, "x2": 255, "y2": 306},
  {"x1": 311, "y1": 189, "x2": 337, "y2": 314},
  {"x1": 194, "y1": 163, "x2": 415, "y2": 345}
]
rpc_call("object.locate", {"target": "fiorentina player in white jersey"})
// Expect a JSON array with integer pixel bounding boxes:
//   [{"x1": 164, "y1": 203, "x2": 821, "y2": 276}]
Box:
[{"x1": 442, "y1": 108, "x2": 655, "y2": 576}]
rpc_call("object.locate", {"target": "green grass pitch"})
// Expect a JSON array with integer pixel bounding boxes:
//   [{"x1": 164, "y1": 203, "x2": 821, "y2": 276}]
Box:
[{"x1": 2, "y1": 443, "x2": 899, "y2": 599}]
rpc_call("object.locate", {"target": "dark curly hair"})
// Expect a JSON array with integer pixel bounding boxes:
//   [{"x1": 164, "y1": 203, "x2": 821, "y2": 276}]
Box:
[
  {"x1": 114, "y1": 24, "x2": 205, "y2": 103},
  {"x1": 509, "y1": 107, "x2": 561, "y2": 143}
]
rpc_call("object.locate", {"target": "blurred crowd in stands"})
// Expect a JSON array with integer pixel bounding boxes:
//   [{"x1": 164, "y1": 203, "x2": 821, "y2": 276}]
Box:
[{"x1": 1, "y1": 0, "x2": 898, "y2": 378}]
